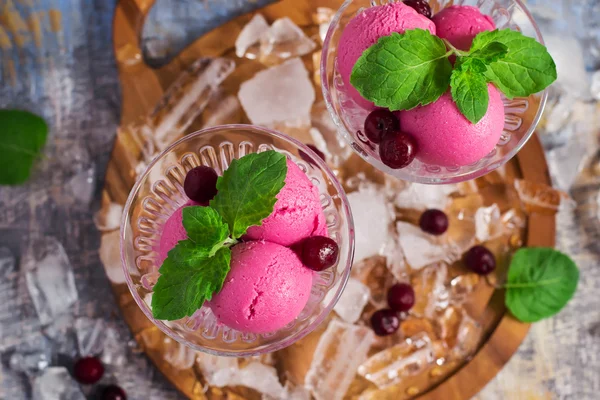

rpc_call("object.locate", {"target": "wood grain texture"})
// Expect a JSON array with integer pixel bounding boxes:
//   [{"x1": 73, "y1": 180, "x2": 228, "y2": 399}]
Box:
[{"x1": 105, "y1": 1, "x2": 558, "y2": 399}]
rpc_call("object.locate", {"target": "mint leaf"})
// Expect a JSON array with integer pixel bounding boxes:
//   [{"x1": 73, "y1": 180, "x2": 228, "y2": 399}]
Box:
[
  {"x1": 469, "y1": 41, "x2": 508, "y2": 64},
  {"x1": 0, "y1": 110, "x2": 48, "y2": 185},
  {"x1": 350, "y1": 29, "x2": 452, "y2": 110},
  {"x1": 504, "y1": 247, "x2": 579, "y2": 323},
  {"x1": 182, "y1": 206, "x2": 229, "y2": 257},
  {"x1": 151, "y1": 246, "x2": 231, "y2": 320},
  {"x1": 450, "y1": 66, "x2": 489, "y2": 124},
  {"x1": 211, "y1": 150, "x2": 287, "y2": 239},
  {"x1": 470, "y1": 29, "x2": 557, "y2": 99}
]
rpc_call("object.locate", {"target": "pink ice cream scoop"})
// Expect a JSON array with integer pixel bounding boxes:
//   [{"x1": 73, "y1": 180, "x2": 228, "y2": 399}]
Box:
[
  {"x1": 397, "y1": 84, "x2": 505, "y2": 167},
  {"x1": 432, "y1": 6, "x2": 495, "y2": 51},
  {"x1": 209, "y1": 241, "x2": 313, "y2": 334},
  {"x1": 337, "y1": 2, "x2": 436, "y2": 109},
  {"x1": 246, "y1": 159, "x2": 327, "y2": 246},
  {"x1": 157, "y1": 200, "x2": 200, "y2": 264}
]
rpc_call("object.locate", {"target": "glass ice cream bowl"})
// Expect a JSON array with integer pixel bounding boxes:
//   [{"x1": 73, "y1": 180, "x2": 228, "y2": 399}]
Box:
[
  {"x1": 120, "y1": 125, "x2": 354, "y2": 356},
  {"x1": 321, "y1": 0, "x2": 548, "y2": 184}
]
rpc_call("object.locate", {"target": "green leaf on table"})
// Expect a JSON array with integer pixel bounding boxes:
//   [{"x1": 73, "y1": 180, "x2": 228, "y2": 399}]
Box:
[
  {"x1": 505, "y1": 247, "x2": 579, "y2": 323},
  {"x1": 470, "y1": 29, "x2": 557, "y2": 99},
  {"x1": 182, "y1": 206, "x2": 230, "y2": 257},
  {"x1": 210, "y1": 150, "x2": 287, "y2": 239},
  {"x1": 350, "y1": 29, "x2": 453, "y2": 110},
  {"x1": 151, "y1": 246, "x2": 231, "y2": 320},
  {"x1": 0, "y1": 110, "x2": 48, "y2": 185},
  {"x1": 450, "y1": 65, "x2": 490, "y2": 124}
]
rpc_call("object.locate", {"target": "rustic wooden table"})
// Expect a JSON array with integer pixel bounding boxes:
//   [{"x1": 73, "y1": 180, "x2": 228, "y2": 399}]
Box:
[{"x1": 0, "y1": 1, "x2": 598, "y2": 399}]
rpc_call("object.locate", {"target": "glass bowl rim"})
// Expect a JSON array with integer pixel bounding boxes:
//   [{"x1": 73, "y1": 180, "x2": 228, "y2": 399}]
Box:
[
  {"x1": 320, "y1": 0, "x2": 548, "y2": 184},
  {"x1": 120, "y1": 123, "x2": 355, "y2": 356}
]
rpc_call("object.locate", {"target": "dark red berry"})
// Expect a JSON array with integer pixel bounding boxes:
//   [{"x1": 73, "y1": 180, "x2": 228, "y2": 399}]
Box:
[
  {"x1": 464, "y1": 245, "x2": 496, "y2": 275},
  {"x1": 379, "y1": 130, "x2": 417, "y2": 169},
  {"x1": 102, "y1": 385, "x2": 127, "y2": 400},
  {"x1": 297, "y1": 236, "x2": 339, "y2": 271},
  {"x1": 183, "y1": 166, "x2": 218, "y2": 203},
  {"x1": 404, "y1": 0, "x2": 432, "y2": 18},
  {"x1": 387, "y1": 283, "x2": 415, "y2": 312},
  {"x1": 370, "y1": 309, "x2": 400, "y2": 336},
  {"x1": 419, "y1": 209, "x2": 449, "y2": 235},
  {"x1": 73, "y1": 356, "x2": 104, "y2": 384},
  {"x1": 364, "y1": 109, "x2": 400, "y2": 143}
]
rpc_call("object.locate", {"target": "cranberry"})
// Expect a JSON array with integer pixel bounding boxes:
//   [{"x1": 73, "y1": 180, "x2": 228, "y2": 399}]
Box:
[
  {"x1": 183, "y1": 166, "x2": 218, "y2": 203},
  {"x1": 387, "y1": 283, "x2": 415, "y2": 312},
  {"x1": 379, "y1": 130, "x2": 417, "y2": 169},
  {"x1": 73, "y1": 356, "x2": 104, "y2": 384},
  {"x1": 296, "y1": 236, "x2": 339, "y2": 271},
  {"x1": 419, "y1": 209, "x2": 449, "y2": 235},
  {"x1": 102, "y1": 385, "x2": 127, "y2": 400},
  {"x1": 364, "y1": 109, "x2": 400, "y2": 143},
  {"x1": 404, "y1": 0, "x2": 432, "y2": 18},
  {"x1": 464, "y1": 245, "x2": 496, "y2": 275},
  {"x1": 370, "y1": 309, "x2": 400, "y2": 336}
]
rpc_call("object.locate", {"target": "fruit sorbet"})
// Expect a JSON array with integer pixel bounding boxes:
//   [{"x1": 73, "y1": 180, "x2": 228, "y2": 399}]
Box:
[{"x1": 157, "y1": 159, "x2": 328, "y2": 334}]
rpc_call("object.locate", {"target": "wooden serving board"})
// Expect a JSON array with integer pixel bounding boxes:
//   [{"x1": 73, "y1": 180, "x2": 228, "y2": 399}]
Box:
[{"x1": 102, "y1": 0, "x2": 556, "y2": 399}]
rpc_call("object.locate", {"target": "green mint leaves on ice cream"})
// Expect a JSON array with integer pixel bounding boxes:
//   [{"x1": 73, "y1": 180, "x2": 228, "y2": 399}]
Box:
[
  {"x1": 151, "y1": 151, "x2": 287, "y2": 321},
  {"x1": 351, "y1": 28, "x2": 557, "y2": 123}
]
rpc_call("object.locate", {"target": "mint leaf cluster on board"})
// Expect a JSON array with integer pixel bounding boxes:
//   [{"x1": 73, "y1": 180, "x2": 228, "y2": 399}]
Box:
[
  {"x1": 0, "y1": 110, "x2": 48, "y2": 185},
  {"x1": 351, "y1": 28, "x2": 557, "y2": 124},
  {"x1": 151, "y1": 151, "x2": 288, "y2": 321}
]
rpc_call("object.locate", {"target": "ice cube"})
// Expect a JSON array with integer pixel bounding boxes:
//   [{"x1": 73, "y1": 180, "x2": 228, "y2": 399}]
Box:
[
  {"x1": 9, "y1": 349, "x2": 51, "y2": 375},
  {"x1": 1, "y1": 363, "x2": 28, "y2": 398},
  {"x1": 278, "y1": 382, "x2": 311, "y2": 400},
  {"x1": 163, "y1": 338, "x2": 196, "y2": 370},
  {"x1": 101, "y1": 326, "x2": 128, "y2": 367},
  {"x1": 514, "y1": 179, "x2": 573, "y2": 214},
  {"x1": 93, "y1": 202, "x2": 123, "y2": 232},
  {"x1": 65, "y1": 167, "x2": 96, "y2": 206},
  {"x1": 32, "y1": 367, "x2": 86, "y2": 400},
  {"x1": 474, "y1": 204, "x2": 503, "y2": 242},
  {"x1": 43, "y1": 318, "x2": 79, "y2": 359},
  {"x1": 238, "y1": 58, "x2": 315, "y2": 126},
  {"x1": 74, "y1": 318, "x2": 105, "y2": 357},
  {"x1": 305, "y1": 319, "x2": 375, "y2": 400},
  {"x1": 311, "y1": 101, "x2": 352, "y2": 166},
  {"x1": 347, "y1": 185, "x2": 392, "y2": 263},
  {"x1": 436, "y1": 307, "x2": 482, "y2": 360},
  {"x1": 234, "y1": 362, "x2": 285, "y2": 398},
  {"x1": 312, "y1": 7, "x2": 335, "y2": 43},
  {"x1": 394, "y1": 183, "x2": 458, "y2": 211},
  {"x1": 332, "y1": 278, "x2": 370, "y2": 323},
  {"x1": 202, "y1": 93, "x2": 242, "y2": 128},
  {"x1": 592, "y1": 70, "x2": 600, "y2": 101},
  {"x1": 449, "y1": 273, "x2": 481, "y2": 304},
  {"x1": 23, "y1": 236, "x2": 78, "y2": 326},
  {"x1": 352, "y1": 257, "x2": 394, "y2": 309},
  {"x1": 149, "y1": 58, "x2": 236, "y2": 150},
  {"x1": 396, "y1": 222, "x2": 449, "y2": 270},
  {"x1": 357, "y1": 333, "x2": 445, "y2": 388},
  {"x1": 259, "y1": 17, "x2": 316, "y2": 63},
  {"x1": 99, "y1": 231, "x2": 126, "y2": 284},
  {"x1": 383, "y1": 233, "x2": 407, "y2": 281},
  {"x1": 411, "y1": 264, "x2": 449, "y2": 318},
  {"x1": 196, "y1": 352, "x2": 239, "y2": 386},
  {"x1": 236, "y1": 14, "x2": 270, "y2": 58}
]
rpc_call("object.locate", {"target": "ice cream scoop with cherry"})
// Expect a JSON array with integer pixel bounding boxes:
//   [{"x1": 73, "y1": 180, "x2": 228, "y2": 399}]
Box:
[
  {"x1": 151, "y1": 151, "x2": 338, "y2": 334},
  {"x1": 338, "y1": 1, "x2": 556, "y2": 169}
]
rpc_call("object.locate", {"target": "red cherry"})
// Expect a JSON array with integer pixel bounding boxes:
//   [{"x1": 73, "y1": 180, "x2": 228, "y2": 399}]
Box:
[{"x1": 73, "y1": 356, "x2": 104, "y2": 384}]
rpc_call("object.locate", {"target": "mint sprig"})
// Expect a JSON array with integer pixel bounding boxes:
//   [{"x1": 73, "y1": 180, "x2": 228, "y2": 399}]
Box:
[
  {"x1": 504, "y1": 247, "x2": 579, "y2": 323},
  {"x1": 0, "y1": 110, "x2": 48, "y2": 185},
  {"x1": 151, "y1": 150, "x2": 288, "y2": 321},
  {"x1": 350, "y1": 28, "x2": 557, "y2": 123},
  {"x1": 211, "y1": 151, "x2": 287, "y2": 239},
  {"x1": 351, "y1": 29, "x2": 453, "y2": 111}
]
